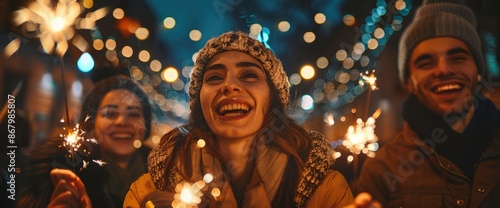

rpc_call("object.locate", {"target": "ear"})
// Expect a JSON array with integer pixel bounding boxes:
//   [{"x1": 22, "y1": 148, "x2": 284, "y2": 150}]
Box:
[
  {"x1": 405, "y1": 79, "x2": 415, "y2": 94},
  {"x1": 476, "y1": 74, "x2": 482, "y2": 82}
]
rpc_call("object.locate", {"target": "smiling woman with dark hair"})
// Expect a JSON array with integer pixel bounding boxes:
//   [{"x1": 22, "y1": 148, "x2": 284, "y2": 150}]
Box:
[{"x1": 18, "y1": 76, "x2": 153, "y2": 208}]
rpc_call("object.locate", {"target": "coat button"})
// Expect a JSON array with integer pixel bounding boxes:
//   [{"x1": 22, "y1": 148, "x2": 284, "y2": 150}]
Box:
[
  {"x1": 456, "y1": 199, "x2": 465, "y2": 206},
  {"x1": 478, "y1": 187, "x2": 485, "y2": 193}
]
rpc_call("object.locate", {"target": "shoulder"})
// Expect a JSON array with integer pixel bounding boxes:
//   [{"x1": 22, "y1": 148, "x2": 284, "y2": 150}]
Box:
[
  {"x1": 301, "y1": 131, "x2": 335, "y2": 173},
  {"x1": 124, "y1": 173, "x2": 156, "y2": 207},
  {"x1": 147, "y1": 125, "x2": 191, "y2": 190},
  {"x1": 307, "y1": 171, "x2": 354, "y2": 208},
  {"x1": 307, "y1": 131, "x2": 334, "y2": 159}
]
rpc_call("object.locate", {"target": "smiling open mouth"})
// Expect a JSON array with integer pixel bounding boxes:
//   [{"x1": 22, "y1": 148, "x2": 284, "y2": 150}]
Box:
[
  {"x1": 432, "y1": 83, "x2": 463, "y2": 94},
  {"x1": 217, "y1": 103, "x2": 250, "y2": 118}
]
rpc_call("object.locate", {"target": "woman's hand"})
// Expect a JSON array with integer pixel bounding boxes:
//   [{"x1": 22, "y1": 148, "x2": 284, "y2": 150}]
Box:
[
  {"x1": 48, "y1": 168, "x2": 92, "y2": 208},
  {"x1": 343, "y1": 192, "x2": 382, "y2": 208}
]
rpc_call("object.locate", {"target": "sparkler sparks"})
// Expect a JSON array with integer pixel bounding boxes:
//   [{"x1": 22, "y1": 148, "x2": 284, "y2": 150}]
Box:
[
  {"x1": 13, "y1": 0, "x2": 107, "y2": 56},
  {"x1": 59, "y1": 116, "x2": 103, "y2": 171},
  {"x1": 173, "y1": 181, "x2": 205, "y2": 208},
  {"x1": 359, "y1": 70, "x2": 378, "y2": 91},
  {"x1": 342, "y1": 108, "x2": 381, "y2": 158}
]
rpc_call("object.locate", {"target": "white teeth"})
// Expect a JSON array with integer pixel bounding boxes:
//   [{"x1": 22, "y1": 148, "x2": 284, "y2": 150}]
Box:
[
  {"x1": 113, "y1": 133, "x2": 131, "y2": 139},
  {"x1": 224, "y1": 112, "x2": 244, "y2": 118},
  {"x1": 218, "y1": 103, "x2": 250, "y2": 114},
  {"x1": 436, "y1": 84, "x2": 461, "y2": 92}
]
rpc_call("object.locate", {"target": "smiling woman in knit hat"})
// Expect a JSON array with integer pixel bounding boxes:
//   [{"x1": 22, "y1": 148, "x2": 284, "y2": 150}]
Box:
[
  {"x1": 355, "y1": 0, "x2": 500, "y2": 207},
  {"x1": 124, "y1": 31, "x2": 354, "y2": 207}
]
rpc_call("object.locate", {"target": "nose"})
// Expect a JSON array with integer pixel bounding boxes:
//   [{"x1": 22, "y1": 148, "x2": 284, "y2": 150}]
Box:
[
  {"x1": 114, "y1": 113, "x2": 128, "y2": 125},
  {"x1": 222, "y1": 73, "x2": 242, "y2": 94},
  {"x1": 433, "y1": 57, "x2": 455, "y2": 77}
]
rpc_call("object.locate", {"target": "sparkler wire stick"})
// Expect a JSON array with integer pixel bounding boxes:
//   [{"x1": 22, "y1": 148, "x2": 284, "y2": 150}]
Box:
[{"x1": 59, "y1": 56, "x2": 71, "y2": 129}]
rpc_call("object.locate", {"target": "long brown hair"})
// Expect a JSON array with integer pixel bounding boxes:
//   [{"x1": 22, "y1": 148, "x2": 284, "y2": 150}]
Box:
[{"x1": 178, "y1": 68, "x2": 311, "y2": 206}]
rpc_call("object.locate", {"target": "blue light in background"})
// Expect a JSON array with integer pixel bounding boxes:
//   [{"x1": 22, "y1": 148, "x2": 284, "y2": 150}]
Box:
[
  {"x1": 77, "y1": 52, "x2": 94, "y2": 73},
  {"x1": 301, "y1": 94, "x2": 314, "y2": 110}
]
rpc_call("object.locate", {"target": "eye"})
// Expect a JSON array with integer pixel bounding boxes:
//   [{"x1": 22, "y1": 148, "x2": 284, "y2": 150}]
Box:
[
  {"x1": 100, "y1": 110, "x2": 118, "y2": 119},
  {"x1": 450, "y1": 54, "x2": 468, "y2": 63},
  {"x1": 414, "y1": 59, "x2": 435, "y2": 69},
  {"x1": 204, "y1": 73, "x2": 224, "y2": 83},
  {"x1": 127, "y1": 110, "x2": 143, "y2": 118},
  {"x1": 240, "y1": 70, "x2": 264, "y2": 82}
]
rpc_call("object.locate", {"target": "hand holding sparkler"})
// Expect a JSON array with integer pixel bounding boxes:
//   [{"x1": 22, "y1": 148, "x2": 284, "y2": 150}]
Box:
[{"x1": 49, "y1": 168, "x2": 92, "y2": 208}]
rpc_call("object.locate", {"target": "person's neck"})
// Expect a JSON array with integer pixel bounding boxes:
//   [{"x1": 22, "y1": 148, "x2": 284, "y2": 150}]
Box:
[
  {"x1": 446, "y1": 106, "x2": 475, "y2": 133},
  {"x1": 218, "y1": 136, "x2": 256, "y2": 191},
  {"x1": 105, "y1": 152, "x2": 133, "y2": 170}
]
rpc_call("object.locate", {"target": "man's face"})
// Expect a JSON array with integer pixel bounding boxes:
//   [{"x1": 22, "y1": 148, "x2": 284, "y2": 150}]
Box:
[{"x1": 407, "y1": 37, "x2": 478, "y2": 116}]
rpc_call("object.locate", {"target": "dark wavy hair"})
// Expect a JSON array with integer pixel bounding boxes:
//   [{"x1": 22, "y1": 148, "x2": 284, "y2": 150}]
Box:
[{"x1": 79, "y1": 76, "x2": 152, "y2": 139}]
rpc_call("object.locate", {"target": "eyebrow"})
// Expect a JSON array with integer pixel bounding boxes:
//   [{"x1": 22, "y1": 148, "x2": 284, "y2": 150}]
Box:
[
  {"x1": 205, "y1": 61, "x2": 263, "y2": 72},
  {"x1": 413, "y1": 54, "x2": 433, "y2": 65},
  {"x1": 413, "y1": 47, "x2": 471, "y2": 65},
  {"x1": 100, "y1": 105, "x2": 141, "y2": 111},
  {"x1": 448, "y1": 47, "x2": 470, "y2": 56}
]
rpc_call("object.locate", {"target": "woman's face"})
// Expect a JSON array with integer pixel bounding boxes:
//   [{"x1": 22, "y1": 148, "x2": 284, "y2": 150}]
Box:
[
  {"x1": 94, "y1": 89, "x2": 146, "y2": 158},
  {"x1": 200, "y1": 51, "x2": 271, "y2": 141}
]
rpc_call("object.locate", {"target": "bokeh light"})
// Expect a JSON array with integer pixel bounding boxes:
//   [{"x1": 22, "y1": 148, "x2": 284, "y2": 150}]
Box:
[
  {"x1": 300, "y1": 65, "x2": 315, "y2": 79},
  {"x1": 314, "y1": 13, "x2": 326, "y2": 24},
  {"x1": 113, "y1": 8, "x2": 124, "y2": 19},
  {"x1": 343, "y1": 14, "x2": 355, "y2": 26},
  {"x1": 162, "y1": 67, "x2": 179, "y2": 82},
  {"x1": 135, "y1": 27, "x2": 149, "y2": 40},
  {"x1": 93, "y1": 39, "x2": 104, "y2": 50},
  {"x1": 138, "y1": 50, "x2": 150, "y2": 62},
  {"x1": 316, "y1": 57, "x2": 329, "y2": 69},
  {"x1": 163, "y1": 17, "x2": 176, "y2": 29},
  {"x1": 150, "y1": 59, "x2": 162, "y2": 72},
  {"x1": 189, "y1": 30, "x2": 202, "y2": 41},
  {"x1": 303, "y1": 32, "x2": 316, "y2": 43},
  {"x1": 278, "y1": 21, "x2": 290, "y2": 32},
  {"x1": 121, "y1": 46, "x2": 133, "y2": 58}
]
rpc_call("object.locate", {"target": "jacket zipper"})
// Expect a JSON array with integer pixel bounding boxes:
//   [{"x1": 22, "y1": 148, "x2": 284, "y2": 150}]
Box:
[{"x1": 433, "y1": 152, "x2": 472, "y2": 183}]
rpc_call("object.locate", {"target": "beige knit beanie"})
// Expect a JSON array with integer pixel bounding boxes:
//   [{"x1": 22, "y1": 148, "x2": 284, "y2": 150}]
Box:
[{"x1": 189, "y1": 31, "x2": 290, "y2": 110}]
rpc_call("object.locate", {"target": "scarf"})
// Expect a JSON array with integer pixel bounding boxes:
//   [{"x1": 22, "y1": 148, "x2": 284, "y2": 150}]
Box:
[
  {"x1": 402, "y1": 94, "x2": 498, "y2": 179},
  {"x1": 147, "y1": 125, "x2": 335, "y2": 207}
]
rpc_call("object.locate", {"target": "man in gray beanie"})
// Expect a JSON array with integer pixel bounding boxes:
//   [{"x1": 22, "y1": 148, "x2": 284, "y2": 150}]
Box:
[{"x1": 355, "y1": 0, "x2": 500, "y2": 207}]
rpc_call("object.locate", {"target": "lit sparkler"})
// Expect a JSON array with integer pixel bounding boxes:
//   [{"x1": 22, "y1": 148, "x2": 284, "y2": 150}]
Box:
[
  {"x1": 59, "y1": 116, "x2": 102, "y2": 171},
  {"x1": 172, "y1": 181, "x2": 205, "y2": 208},
  {"x1": 359, "y1": 70, "x2": 378, "y2": 91},
  {"x1": 343, "y1": 108, "x2": 381, "y2": 158},
  {"x1": 13, "y1": 0, "x2": 107, "y2": 56}
]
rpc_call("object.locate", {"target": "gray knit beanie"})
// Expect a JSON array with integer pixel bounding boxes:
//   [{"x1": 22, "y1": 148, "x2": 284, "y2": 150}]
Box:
[
  {"x1": 398, "y1": 0, "x2": 485, "y2": 85},
  {"x1": 189, "y1": 31, "x2": 290, "y2": 111}
]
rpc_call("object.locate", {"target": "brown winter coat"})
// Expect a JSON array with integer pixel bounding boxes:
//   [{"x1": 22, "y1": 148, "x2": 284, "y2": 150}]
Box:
[{"x1": 356, "y1": 123, "x2": 500, "y2": 207}]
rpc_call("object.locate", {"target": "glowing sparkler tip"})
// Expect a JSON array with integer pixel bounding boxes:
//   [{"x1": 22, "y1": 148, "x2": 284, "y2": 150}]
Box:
[
  {"x1": 173, "y1": 182, "x2": 204, "y2": 207},
  {"x1": 50, "y1": 17, "x2": 65, "y2": 32}
]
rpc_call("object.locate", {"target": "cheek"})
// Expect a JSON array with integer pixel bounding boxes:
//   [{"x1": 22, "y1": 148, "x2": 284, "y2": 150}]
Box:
[
  {"x1": 94, "y1": 119, "x2": 112, "y2": 137},
  {"x1": 199, "y1": 88, "x2": 214, "y2": 114},
  {"x1": 134, "y1": 120, "x2": 147, "y2": 139}
]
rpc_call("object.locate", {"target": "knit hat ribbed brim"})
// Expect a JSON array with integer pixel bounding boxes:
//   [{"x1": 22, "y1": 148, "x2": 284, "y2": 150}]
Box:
[
  {"x1": 398, "y1": 1, "x2": 484, "y2": 85},
  {"x1": 189, "y1": 31, "x2": 290, "y2": 111}
]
